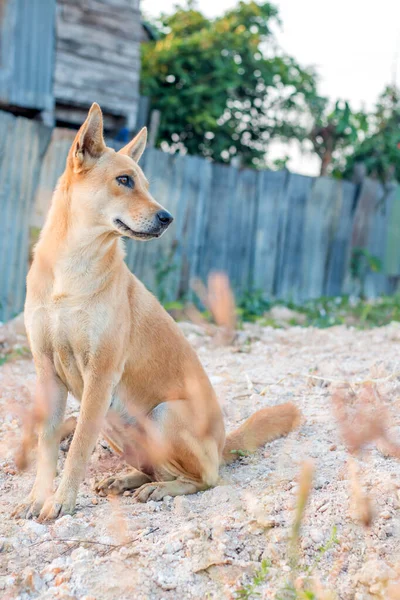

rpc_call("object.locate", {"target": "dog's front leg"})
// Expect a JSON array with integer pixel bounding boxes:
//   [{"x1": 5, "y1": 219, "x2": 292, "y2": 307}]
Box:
[
  {"x1": 38, "y1": 376, "x2": 113, "y2": 521},
  {"x1": 13, "y1": 369, "x2": 68, "y2": 519}
]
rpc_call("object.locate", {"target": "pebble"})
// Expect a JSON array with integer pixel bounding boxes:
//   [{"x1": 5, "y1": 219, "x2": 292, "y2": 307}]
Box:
[
  {"x1": 310, "y1": 529, "x2": 324, "y2": 545},
  {"x1": 23, "y1": 520, "x2": 48, "y2": 536},
  {"x1": 301, "y1": 538, "x2": 312, "y2": 550},
  {"x1": 380, "y1": 510, "x2": 391, "y2": 520},
  {"x1": 70, "y1": 548, "x2": 94, "y2": 562}
]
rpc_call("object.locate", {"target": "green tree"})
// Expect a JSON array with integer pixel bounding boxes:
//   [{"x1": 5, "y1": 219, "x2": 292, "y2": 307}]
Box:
[
  {"x1": 306, "y1": 98, "x2": 368, "y2": 176},
  {"x1": 141, "y1": 1, "x2": 317, "y2": 167},
  {"x1": 342, "y1": 86, "x2": 400, "y2": 183}
]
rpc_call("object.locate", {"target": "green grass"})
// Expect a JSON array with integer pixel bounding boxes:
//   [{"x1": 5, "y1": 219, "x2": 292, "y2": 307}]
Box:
[
  {"x1": 234, "y1": 559, "x2": 271, "y2": 599},
  {"x1": 164, "y1": 293, "x2": 400, "y2": 330},
  {"x1": 238, "y1": 292, "x2": 400, "y2": 329},
  {"x1": 0, "y1": 345, "x2": 31, "y2": 366}
]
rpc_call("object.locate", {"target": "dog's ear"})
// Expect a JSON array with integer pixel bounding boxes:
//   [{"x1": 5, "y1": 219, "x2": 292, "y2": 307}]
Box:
[
  {"x1": 118, "y1": 127, "x2": 147, "y2": 163},
  {"x1": 70, "y1": 103, "x2": 106, "y2": 172}
]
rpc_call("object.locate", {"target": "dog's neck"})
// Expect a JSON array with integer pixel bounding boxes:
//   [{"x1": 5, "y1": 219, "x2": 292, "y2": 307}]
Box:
[{"x1": 36, "y1": 178, "x2": 125, "y2": 298}]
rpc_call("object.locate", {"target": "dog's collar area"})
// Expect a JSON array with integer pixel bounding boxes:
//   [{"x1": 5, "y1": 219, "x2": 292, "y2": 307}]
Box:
[{"x1": 114, "y1": 218, "x2": 160, "y2": 239}]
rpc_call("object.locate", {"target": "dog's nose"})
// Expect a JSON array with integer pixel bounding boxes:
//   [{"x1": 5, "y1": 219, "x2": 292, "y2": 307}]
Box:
[{"x1": 156, "y1": 210, "x2": 174, "y2": 226}]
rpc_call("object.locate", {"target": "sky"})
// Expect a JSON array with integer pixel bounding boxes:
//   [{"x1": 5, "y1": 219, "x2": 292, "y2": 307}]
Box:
[{"x1": 141, "y1": 0, "x2": 400, "y2": 175}]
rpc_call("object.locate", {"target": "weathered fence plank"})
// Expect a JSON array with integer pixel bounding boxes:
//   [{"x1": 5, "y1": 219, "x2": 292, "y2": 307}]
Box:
[
  {"x1": 0, "y1": 112, "x2": 51, "y2": 322},
  {"x1": 385, "y1": 186, "x2": 400, "y2": 281},
  {"x1": 365, "y1": 184, "x2": 397, "y2": 297},
  {"x1": 253, "y1": 170, "x2": 288, "y2": 297},
  {"x1": 325, "y1": 180, "x2": 356, "y2": 296},
  {"x1": 230, "y1": 168, "x2": 258, "y2": 294},
  {"x1": 301, "y1": 177, "x2": 337, "y2": 299},
  {"x1": 276, "y1": 173, "x2": 314, "y2": 302}
]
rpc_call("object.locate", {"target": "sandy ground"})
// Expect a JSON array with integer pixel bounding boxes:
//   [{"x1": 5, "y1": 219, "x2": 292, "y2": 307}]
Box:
[{"x1": 1, "y1": 320, "x2": 400, "y2": 599}]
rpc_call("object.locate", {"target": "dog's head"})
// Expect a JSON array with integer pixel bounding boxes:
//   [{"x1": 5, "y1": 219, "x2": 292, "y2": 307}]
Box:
[{"x1": 66, "y1": 103, "x2": 173, "y2": 241}]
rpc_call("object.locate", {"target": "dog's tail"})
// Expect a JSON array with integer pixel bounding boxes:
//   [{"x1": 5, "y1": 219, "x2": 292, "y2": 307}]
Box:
[{"x1": 222, "y1": 403, "x2": 301, "y2": 465}]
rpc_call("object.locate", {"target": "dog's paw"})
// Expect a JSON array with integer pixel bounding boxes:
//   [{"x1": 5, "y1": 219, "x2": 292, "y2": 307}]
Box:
[
  {"x1": 12, "y1": 497, "x2": 45, "y2": 520},
  {"x1": 95, "y1": 475, "x2": 125, "y2": 496},
  {"x1": 38, "y1": 494, "x2": 76, "y2": 521},
  {"x1": 133, "y1": 483, "x2": 168, "y2": 503}
]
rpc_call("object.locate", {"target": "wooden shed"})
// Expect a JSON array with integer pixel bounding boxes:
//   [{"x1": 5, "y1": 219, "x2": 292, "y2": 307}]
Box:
[{"x1": 0, "y1": 0, "x2": 145, "y2": 133}]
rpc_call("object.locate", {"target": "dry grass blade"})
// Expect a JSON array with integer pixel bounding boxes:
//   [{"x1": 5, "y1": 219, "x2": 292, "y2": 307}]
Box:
[
  {"x1": 14, "y1": 388, "x2": 46, "y2": 471},
  {"x1": 347, "y1": 456, "x2": 373, "y2": 527},
  {"x1": 183, "y1": 304, "x2": 215, "y2": 335},
  {"x1": 290, "y1": 460, "x2": 314, "y2": 566},
  {"x1": 192, "y1": 272, "x2": 236, "y2": 345},
  {"x1": 108, "y1": 496, "x2": 130, "y2": 545},
  {"x1": 332, "y1": 383, "x2": 400, "y2": 457},
  {"x1": 104, "y1": 407, "x2": 170, "y2": 473}
]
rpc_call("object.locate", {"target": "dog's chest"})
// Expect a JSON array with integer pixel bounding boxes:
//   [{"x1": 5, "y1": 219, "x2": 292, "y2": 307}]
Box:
[
  {"x1": 29, "y1": 299, "x2": 103, "y2": 397},
  {"x1": 50, "y1": 305, "x2": 92, "y2": 393}
]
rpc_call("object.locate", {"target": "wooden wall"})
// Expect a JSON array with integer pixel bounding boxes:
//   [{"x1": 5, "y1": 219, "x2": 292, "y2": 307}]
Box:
[{"x1": 54, "y1": 0, "x2": 142, "y2": 129}]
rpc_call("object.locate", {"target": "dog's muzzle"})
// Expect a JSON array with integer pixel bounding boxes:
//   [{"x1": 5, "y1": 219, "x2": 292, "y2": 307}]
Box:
[{"x1": 114, "y1": 210, "x2": 174, "y2": 240}]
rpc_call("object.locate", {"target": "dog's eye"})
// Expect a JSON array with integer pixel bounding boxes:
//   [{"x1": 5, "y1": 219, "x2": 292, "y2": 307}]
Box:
[{"x1": 116, "y1": 175, "x2": 134, "y2": 188}]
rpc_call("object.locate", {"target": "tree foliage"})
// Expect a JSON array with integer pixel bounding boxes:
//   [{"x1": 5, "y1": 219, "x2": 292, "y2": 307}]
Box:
[
  {"x1": 141, "y1": 1, "x2": 318, "y2": 167},
  {"x1": 342, "y1": 86, "x2": 400, "y2": 183},
  {"x1": 306, "y1": 98, "x2": 368, "y2": 176}
]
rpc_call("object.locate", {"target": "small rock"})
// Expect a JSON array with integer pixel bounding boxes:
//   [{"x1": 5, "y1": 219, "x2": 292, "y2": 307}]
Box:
[
  {"x1": 70, "y1": 547, "x2": 94, "y2": 562},
  {"x1": 174, "y1": 496, "x2": 189, "y2": 514},
  {"x1": 377, "y1": 529, "x2": 387, "y2": 540},
  {"x1": 55, "y1": 572, "x2": 71, "y2": 586},
  {"x1": 52, "y1": 514, "x2": 81, "y2": 537},
  {"x1": 380, "y1": 510, "x2": 391, "y2": 520},
  {"x1": 310, "y1": 529, "x2": 324, "y2": 545},
  {"x1": 384, "y1": 525, "x2": 394, "y2": 537},
  {"x1": 369, "y1": 583, "x2": 384, "y2": 595},
  {"x1": 301, "y1": 538, "x2": 312, "y2": 550},
  {"x1": 24, "y1": 520, "x2": 48, "y2": 536},
  {"x1": 154, "y1": 574, "x2": 177, "y2": 591},
  {"x1": 356, "y1": 559, "x2": 395, "y2": 585},
  {"x1": 22, "y1": 568, "x2": 43, "y2": 592},
  {"x1": 4, "y1": 467, "x2": 16, "y2": 475}
]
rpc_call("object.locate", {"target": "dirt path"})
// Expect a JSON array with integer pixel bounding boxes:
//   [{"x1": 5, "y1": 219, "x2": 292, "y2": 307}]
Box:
[{"x1": 1, "y1": 322, "x2": 400, "y2": 599}]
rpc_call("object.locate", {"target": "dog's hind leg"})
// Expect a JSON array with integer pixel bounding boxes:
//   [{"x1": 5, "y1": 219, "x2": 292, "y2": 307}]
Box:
[
  {"x1": 132, "y1": 400, "x2": 224, "y2": 503},
  {"x1": 133, "y1": 479, "x2": 199, "y2": 502},
  {"x1": 95, "y1": 469, "x2": 151, "y2": 496}
]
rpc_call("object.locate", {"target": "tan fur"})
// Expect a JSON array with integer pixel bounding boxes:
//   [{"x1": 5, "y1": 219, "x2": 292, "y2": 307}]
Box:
[{"x1": 13, "y1": 104, "x2": 300, "y2": 520}]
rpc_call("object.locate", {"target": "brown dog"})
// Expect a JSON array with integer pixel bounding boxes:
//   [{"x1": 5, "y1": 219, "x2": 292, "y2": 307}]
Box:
[{"x1": 13, "y1": 104, "x2": 300, "y2": 521}]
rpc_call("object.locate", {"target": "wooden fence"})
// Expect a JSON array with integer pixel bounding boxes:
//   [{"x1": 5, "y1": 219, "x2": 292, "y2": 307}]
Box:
[
  {"x1": 1, "y1": 111, "x2": 400, "y2": 322},
  {"x1": 123, "y1": 152, "x2": 399, "y2": 303}
]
